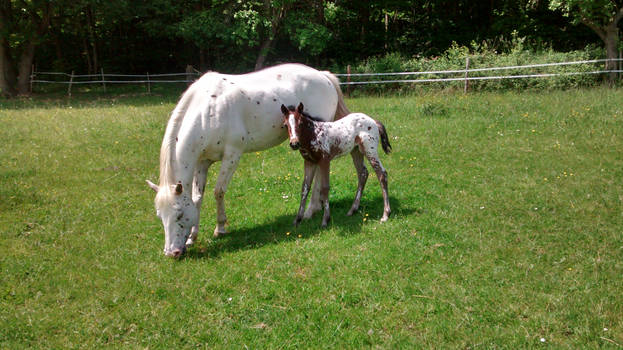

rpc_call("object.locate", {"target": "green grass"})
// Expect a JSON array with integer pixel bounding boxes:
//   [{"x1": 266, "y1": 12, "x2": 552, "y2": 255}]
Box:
[{"x1": 1, "y1": 88, "x2": 622, "y2": 348}]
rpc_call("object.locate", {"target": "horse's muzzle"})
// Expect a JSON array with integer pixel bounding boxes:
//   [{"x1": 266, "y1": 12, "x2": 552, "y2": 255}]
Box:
[
  {"x1": 165, "y1": 247, "x2": 186, "y2": 258},
  {"x1": 290, "y1": 142, "x2": 300, "y2": 150}
]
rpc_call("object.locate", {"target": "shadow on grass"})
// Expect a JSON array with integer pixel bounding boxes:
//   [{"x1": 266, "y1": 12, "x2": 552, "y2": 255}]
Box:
[{"x1": 185, "y1": 196, "x2": 418, "y2": 260}]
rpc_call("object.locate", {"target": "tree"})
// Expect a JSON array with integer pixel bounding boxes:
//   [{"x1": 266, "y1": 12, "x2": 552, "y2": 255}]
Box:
[
  {"x1": 0, "y1": 0, "x2": 53, "y2": 96},
  {"x1": 549, "y1": 0, "x2": 623, "y2": 82}
]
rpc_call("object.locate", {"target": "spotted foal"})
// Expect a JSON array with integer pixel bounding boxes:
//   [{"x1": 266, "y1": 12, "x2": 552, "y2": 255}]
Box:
[{"x1": 280, "y1": 103, "x2": 392, "y2": 227}]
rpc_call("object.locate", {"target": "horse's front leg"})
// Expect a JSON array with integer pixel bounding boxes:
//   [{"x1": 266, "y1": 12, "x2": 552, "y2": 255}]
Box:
[
  {"x1": 295, "y1": 160, "x2": 317, "y2": 226},
  {"x1": 213, "y1": 148, "x2": 242, "y2": 238},
  {"x1": 318, "y1": 161, "x2": 331, "y2": 228},
  {"x1": 187, "y1": 160, "x2": 213, "y2": 246}
]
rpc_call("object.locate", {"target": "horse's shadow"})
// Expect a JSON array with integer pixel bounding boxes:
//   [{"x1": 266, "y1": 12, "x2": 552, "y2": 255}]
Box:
[{"x1": 185, "y1": 196, "x2": 417, "y2": 260}]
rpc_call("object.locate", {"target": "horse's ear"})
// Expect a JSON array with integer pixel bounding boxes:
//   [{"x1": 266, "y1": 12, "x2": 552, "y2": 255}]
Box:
[
  {"x1": 146, "y1": 180, "x2": 159, "y2": 193},
  {"x1": 280, "y1": 104, "x2": 288, "y2": 115},
  {"x1": 174, "y1": 182, "x2": 183, "y2": 195},
  {"x1": 297, "y1": 103, "x2": 304, "y2": 113}
]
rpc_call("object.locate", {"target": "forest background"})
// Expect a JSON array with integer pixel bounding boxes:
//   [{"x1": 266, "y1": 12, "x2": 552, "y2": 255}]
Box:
[{"x1": 1, "y1": 0, "x2": 622, "y2": 96}]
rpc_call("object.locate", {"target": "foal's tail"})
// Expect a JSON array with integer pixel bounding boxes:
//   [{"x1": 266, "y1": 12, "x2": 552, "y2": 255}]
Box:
[{"x1": 376, "y1": 120, "x2": 392, "y2": 154}]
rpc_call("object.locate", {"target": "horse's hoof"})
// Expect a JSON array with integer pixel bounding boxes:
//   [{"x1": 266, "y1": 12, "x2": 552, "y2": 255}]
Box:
[
  {"x1": 213, "y1": 227, "x2": 229, "y2": 238},
  {"x1": 380, "y1": 215, "x2": 389, "y2": 223},
  {"x1": 293, "y1": 218, "x2": 301, "y2": 227}
]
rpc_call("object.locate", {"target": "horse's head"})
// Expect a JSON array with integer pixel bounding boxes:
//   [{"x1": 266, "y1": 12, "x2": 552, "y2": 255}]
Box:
[
  {"x1": 147, "y1": 180, "x2": 198, "y2": 258},
  {"x1": 280, "y1": 102, "x2": 305, "y2": 150}
]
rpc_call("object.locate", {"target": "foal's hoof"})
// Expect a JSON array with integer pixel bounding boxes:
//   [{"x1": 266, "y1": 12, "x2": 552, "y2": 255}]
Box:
[{"x1": 293, "y1": 218, "x2": 301, "y2": 227}]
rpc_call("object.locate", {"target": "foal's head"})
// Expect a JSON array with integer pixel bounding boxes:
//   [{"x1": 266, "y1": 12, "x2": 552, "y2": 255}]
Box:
[{"x1": 280, "y1": 102, "x2": 306, "y2": 150}]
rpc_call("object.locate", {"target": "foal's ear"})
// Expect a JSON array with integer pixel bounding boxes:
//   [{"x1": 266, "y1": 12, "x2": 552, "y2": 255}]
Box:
[
  {"x1": 297, "y1": 103, "x2": 304, "y2": 113},
  {"x1": 280, "y1": 104, "x2": 289, "y2": 115}
]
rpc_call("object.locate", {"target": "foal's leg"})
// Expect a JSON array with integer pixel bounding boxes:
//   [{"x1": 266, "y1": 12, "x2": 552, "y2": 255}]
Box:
[
  {"x1": 187, "y1": 160, "x2": 213, "y2": 246},
  {"x1": 347, "y1": 148, "x2": 369, "y2": 216},
  {"x1": 295, "y1": 160, "x2": 317, "y2": 226},
  {"x1": 318, "y1": 161, "x2": 331, "y2": 228},
  {"x1": 363, "y1": 148, "x2": 391, "y2": 222},
  {"x1": 213, "y1": 148, "x2": 242, "y2": 237}
]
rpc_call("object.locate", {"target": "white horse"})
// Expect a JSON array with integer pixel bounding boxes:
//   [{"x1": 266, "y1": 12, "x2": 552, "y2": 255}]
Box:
[{"x1": 146, "y1": 64, "x2": 350, "y2": 257}]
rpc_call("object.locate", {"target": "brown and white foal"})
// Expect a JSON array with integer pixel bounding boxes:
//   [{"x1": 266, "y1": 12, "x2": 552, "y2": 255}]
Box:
[{"x1": 280, "y1": 103, "x2": 392, "y2": 227}]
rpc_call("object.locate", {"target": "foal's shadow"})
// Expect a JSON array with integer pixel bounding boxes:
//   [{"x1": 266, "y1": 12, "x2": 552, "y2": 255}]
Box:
[{"x1": 185, "y1": 196, "x2": 416, "y2": 260}]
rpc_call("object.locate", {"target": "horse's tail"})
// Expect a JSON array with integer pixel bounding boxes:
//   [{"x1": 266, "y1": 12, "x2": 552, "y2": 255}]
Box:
[
  {"x1": 376, "y1": 120, "x2": 392, "y2": 154},
  {"x1": 322, "y1": 71, "x2": 350, "y2": 120},
  {"x1": 158, "y1": 82, "x2": 196, "y2": 190}
]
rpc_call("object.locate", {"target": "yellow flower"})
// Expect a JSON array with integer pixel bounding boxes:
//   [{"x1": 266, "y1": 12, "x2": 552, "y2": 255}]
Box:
[{"x1": 286, "y1": 232, "x2": 290, "y2": 236}]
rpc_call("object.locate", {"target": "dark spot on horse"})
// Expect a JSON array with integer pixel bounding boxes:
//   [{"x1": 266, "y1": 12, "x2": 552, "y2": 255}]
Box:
[
  {"x1": 242, "y1": 136, "x2": 245, "y2": 141},
  {"x1": 177, "y1": 212, "x2": 183, "y2": 220},
  {"x1": 256, "y1": 101, "x2": 260, "y2": 105},
  {"x1": 248, "y1": 97, "x2": 251, "y2": 100},
  {"x1": 217, "y1": 141, "x2": 221, "y2": 145},
  {"x1": 276, "y1": 74, "x2": 282, "y2": 80},
  {"x1": 211, "y1": 95, "x2": 217, "y2": 98},
  {"x1": 176, "y1": 137, "x2": 178, "y2": 142},
  {"x1": 368, "y1": 126, "x2": 371, "y2": 130},
  {"x1": 230, "y1": 82, "x2": 234, "y2": 84},
  {"x1": 272, "y1": 125, "x2": 275, "y2": 128},
  {"x1": 223, "y1": 77, "x2": 227, "y2": 80}
]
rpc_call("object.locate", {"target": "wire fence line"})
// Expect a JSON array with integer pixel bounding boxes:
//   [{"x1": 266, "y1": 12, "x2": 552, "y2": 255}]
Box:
[{"x1": 30, "y1": 58, "x2": 623, "y2": 95}]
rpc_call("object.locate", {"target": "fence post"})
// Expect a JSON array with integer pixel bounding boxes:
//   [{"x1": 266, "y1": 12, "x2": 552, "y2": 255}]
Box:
[
  {"x1": 146, "y1": 72, "x2": 151, "y2": 94},
  {"x1": 101, "y1": 68, "x2": 106, "y2": 93},
  {"x1": 619, "y1": 50, "x2": 622, "y2": 81},
  {"x1": 30, "y1": 64, "x2": 34, "y2": 93},
  {"x1": 68, "y1": 70, "x2": 74, "y2": 97},
  {"x1": 346, "y1": 64, "x2": 351, "y2": 97},
  {"x1": 464, "y1": 56, "x2": 470, "y2": 94}
]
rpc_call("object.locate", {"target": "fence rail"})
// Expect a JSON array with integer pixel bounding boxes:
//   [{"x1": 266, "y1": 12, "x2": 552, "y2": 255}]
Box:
[{"x1": 29, "y1": 58, "x2": 623, "y2": 95}]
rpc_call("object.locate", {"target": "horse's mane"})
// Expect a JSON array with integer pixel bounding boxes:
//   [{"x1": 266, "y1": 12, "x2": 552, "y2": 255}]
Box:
[{"x1": 155, "y1": 84, "x2": 196, "y2": 206}]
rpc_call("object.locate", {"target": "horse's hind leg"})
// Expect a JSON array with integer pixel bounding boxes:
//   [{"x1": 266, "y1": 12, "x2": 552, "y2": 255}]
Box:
[
  {"x1": 303, "y1": 176, "x2": 323, "y2": 219},
  {"x1": 364, "y1": 148, "x2": 391, "y2": 222},
  {"x1": 213, "y1": 149, "x2": 242, "y2": 237},
  {"x1": 318, "y1": 161, "x2": 331, "y2": 228},
  {"x1": 347, "y1": 148, "x2": 368, "y2": 216},
  {"x1": 295, "y1": 161, "x2": 317, "y2": 226},
  {"x1": 187, "y1": 160, "x2": 213, "y2": 246}
]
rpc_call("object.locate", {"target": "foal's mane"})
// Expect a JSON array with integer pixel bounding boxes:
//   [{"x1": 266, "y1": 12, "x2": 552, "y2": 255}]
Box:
[{"x1": 287, "y1": 105, "x2": 324, "y2": 123}]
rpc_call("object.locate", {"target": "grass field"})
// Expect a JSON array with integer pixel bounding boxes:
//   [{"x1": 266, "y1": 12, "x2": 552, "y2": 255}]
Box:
[{"x1": 1, "y1": 88, "x2": 622, "y2": 348}]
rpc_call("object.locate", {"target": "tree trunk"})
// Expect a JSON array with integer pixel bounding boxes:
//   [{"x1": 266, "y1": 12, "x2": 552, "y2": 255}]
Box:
[
  {"x1": 254, "y1": 37, "x2": 274, "y2": 71},
  {"x1": 17, "y1": 42, "x2": 36, "y2": 95},
  {"x1": 604, "y1": 25, "x2": 619, "y2": 84},
  {"x1": 0, "y1": 38, "x2": 17, "y2": 97}
]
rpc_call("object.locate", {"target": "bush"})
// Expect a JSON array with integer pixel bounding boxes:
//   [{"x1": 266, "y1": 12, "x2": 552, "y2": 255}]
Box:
[{"x1": 339, "y1": 35, "x2": 611, "y2": 94}]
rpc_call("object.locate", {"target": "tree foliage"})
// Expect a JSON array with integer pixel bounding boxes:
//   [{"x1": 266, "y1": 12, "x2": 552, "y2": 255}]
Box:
[{"x1": 0, "y1": 0, "x2": 620, "y2": 96}]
